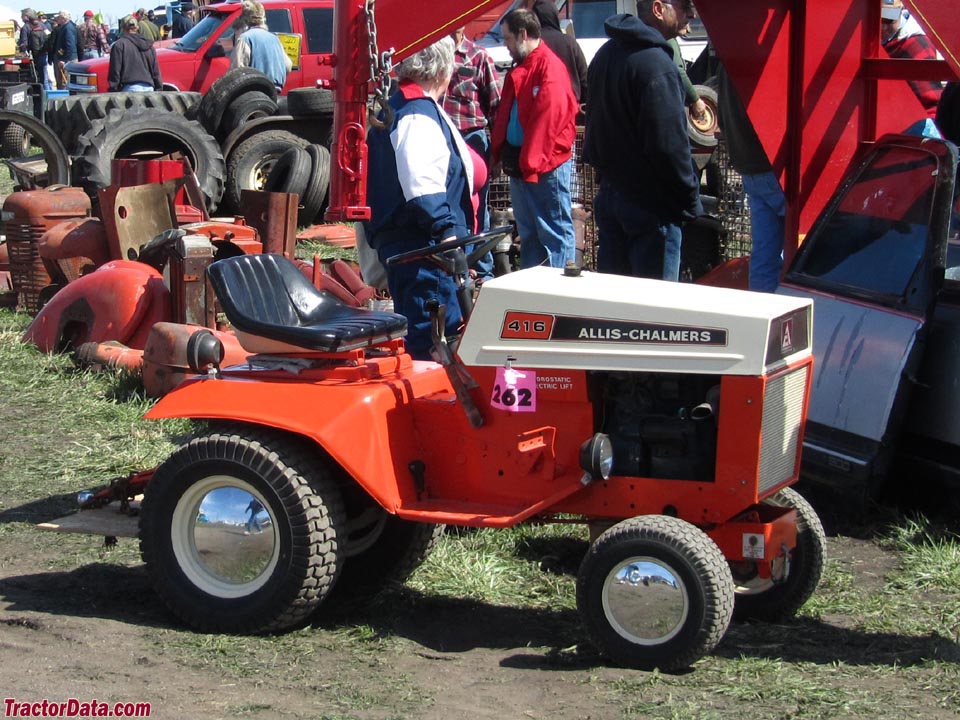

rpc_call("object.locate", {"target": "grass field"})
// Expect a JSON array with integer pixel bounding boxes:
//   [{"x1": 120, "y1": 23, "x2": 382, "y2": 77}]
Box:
[{"x1": 0, "y1": 307, "x2": 958, "y2": 718}]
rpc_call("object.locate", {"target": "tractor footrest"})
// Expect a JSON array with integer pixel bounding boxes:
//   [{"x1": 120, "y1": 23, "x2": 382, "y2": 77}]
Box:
[{"x1": 399, "y1": 479, "x2": 587, "y2": 528}]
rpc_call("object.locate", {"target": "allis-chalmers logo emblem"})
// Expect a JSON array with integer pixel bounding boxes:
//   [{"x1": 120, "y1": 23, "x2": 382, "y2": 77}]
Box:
[{"x1": 781, "y1": 318, "x2": 794, "y2": 354}]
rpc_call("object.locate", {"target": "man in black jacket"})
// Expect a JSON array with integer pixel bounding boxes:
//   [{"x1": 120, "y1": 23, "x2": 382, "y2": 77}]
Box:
[
  {"x1": 583, "y1": 0, "x2": 701, "y2": 281},
  {"x1": 108, "y1": 16, "x2": 162, "y2": 92}
]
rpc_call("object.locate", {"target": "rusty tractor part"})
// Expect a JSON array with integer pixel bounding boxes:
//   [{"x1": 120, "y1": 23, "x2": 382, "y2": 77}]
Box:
[
  {"x1": 38, "y1": 217, "x2": 111, "y2": 285},
  {"x1": 1, "y1": 185, "x2": 91, "y2": 313},
  {"x1": 142, "y1": 321, "x2": 250, "y2": 398}
]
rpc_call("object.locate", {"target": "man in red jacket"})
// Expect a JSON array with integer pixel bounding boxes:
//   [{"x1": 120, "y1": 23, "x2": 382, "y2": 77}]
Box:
[{"x1": 491, "y1": 9, "x2": 578, "y2": 269}]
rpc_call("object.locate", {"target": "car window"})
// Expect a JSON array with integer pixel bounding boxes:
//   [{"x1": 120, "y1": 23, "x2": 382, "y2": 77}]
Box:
[
  {"x1": 571, "y1": 0, "x2": 617, "y2": 39},
  {"x1": 303, "y1": 7, "x2": 333, "y2": 54},
  {"x1": 790, "y1": 146, "x2": 938, "y2": 299},
  {"x1": 172, "y1": 11, "x2": 228, "y2": 52},
  {"x1": 265, "y1": 8, "x2": 293, "y2": 33}
]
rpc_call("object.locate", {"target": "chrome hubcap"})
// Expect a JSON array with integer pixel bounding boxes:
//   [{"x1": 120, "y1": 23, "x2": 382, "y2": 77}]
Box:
[
  {"x1": 601, "y1": 556, "x2": 689, "y2": 645},
  {"x1": 172, "y1": 476, "x2": 279, "y2": 598}
]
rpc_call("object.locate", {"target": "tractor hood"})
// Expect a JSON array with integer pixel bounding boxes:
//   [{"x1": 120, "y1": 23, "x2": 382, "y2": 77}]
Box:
[{"x1": 459, "y1": 267, "x2": 812, "y2": 376}]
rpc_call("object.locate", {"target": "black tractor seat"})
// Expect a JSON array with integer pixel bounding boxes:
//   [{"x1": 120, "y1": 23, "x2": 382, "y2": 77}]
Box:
[{"x1": 207, "y1": 254, "x2": 407, "y2": 354}]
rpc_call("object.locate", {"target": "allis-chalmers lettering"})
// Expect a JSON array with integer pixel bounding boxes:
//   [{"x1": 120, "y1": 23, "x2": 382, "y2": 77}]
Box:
[{"x1": 551, "y1": 316, "x2": 728, "y2": 346}]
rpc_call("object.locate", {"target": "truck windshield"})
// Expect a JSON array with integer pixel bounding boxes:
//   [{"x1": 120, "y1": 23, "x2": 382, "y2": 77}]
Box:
[
  {"x1": 171, "y1": 11, "x2": 229, "y2": 52},
  {"x1": 790, "y1": 145, "x2": 938, "y2": 299}
]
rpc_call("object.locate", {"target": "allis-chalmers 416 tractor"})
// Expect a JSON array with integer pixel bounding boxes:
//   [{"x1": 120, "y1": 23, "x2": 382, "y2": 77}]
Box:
[
  {"x1": 46, "y1": 0, "x2": 886, "y2": 671},
  {"x1": 111, "y1": 236, "x2": 823, "y2": 672}
]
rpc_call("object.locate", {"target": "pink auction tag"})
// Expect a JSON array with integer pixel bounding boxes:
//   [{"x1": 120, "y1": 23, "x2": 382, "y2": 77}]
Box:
[{"x1": 491, "y1": 366, "x2": 537, "y2": 412}]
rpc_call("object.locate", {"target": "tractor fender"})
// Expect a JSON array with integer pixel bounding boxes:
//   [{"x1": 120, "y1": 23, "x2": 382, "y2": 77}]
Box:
[
  {"x1": 145, "y1": 366, "x2": 453, "y2": 513},
  {"x1": 23, "y1": 261, "x2": 170, "y2": 352},
  {"x1": 221, "y1": 115, "x2": 332, "y2": 162}
]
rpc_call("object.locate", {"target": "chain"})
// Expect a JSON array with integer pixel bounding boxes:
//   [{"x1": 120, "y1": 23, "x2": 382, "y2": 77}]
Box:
[{"x1": 365, "y1": 0, "x2": 394, "y2": 130}]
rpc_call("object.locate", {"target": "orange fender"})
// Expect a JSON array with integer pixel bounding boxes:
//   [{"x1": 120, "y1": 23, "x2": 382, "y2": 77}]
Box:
[
  {"x1": 144, "y1": 362, "x2": 453, "y2": 512},
  {"x1": 23, "y1": 261, "x2": 171, "y2": 353}
]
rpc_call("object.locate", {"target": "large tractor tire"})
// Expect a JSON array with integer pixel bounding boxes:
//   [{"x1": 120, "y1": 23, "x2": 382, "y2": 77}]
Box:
[
  {"x1": 577, "y1": 515, "x2": 735, "y2": 671},
  {"x1": 46, "y1": 91, "x2": 202, "y2": 156},
  {"x1": 197, "y1": 67, "x2": 278, "y2": 138},
  {"x1": 223, "y1": 128, "x2": 309, "y2": 213},
  {"x1": 731, "y1": 487, "x2": 826, "y2": 621},
  {"x1": 73, "y1": 105, "x2": 226, "y2": 213},
  {"x1": 139, "y1": 425, "x2": 346, "y2": 634},
  {"x1": 221, "y1": 91, "x2": 278, "y2": 138}
]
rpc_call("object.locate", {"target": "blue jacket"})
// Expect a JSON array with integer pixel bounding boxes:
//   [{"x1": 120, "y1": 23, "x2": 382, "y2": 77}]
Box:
[
  {"x1": 54, "y1": 20, "x2": 78, "y2": 62},
  {"x1": 583, "y1": 14, "x2": 701, "y2": 222},
  {"x1": 365, "y1": 80, "x2": 474, "y2": 359}
]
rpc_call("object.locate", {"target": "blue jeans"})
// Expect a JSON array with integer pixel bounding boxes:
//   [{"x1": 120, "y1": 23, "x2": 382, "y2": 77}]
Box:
[
  {"x1": 742, "y1": 172, "x2": 786, "y2": 292},
  {"x1": 463, "y1": 128, "x2": 493, "y2": 279},
  {"x1": 81, "y1": 48, "x2": 98, "y2": 60},
  {"x1": 510, "y1": 158, "x2": 575, "y2": 269},
  {"x1": 594, "y1": 181, "x2": 682, "y2": 280},
  {"x1": 122, "y1": 83, "x2": 154, "y2": 92}
]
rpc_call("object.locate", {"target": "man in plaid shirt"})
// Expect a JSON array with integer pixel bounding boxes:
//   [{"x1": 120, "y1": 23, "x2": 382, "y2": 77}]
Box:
[
  {"x1": 880, "y1": 0, "x2": 943, "y2": 137},
  {"x1": 444, "y1": 27, "x2": 503, "y2": 277}
]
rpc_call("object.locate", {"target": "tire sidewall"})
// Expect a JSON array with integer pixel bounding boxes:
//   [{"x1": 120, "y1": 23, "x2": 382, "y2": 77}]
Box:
[
  {"x1": 580, "y1": 535, "x2": 708, "y2": 667},
  {"x1": 142, "y1": 454, "x2": 302, "y2": 627}
]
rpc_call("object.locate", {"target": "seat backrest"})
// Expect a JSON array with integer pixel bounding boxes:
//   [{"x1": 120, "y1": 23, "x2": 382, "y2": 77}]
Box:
[{"x1": 208, "y1": 254, "x2": 324, "y2": 330}]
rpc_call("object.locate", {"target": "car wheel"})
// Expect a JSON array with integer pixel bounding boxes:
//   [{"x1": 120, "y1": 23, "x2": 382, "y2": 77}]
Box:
[
  {"x1": 298, "y1": 144, "x2": 331, "y2": 227},
  {"x1": 264, "y1": 145, "x2": 312, "y2": 206},
  {"x1": 221, "y1": 91, "x2": 279, "y2": 137}
]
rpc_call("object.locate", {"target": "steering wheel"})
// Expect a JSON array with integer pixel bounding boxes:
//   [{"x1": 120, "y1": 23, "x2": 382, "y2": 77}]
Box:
[{"x1": 385, "y1": 226, "x2": 514, "y2": 270}]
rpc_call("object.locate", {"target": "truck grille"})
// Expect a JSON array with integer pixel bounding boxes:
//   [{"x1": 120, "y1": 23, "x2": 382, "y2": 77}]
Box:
[{"x1": 758, "y1": 365, "x2": 809, "y2": 494}]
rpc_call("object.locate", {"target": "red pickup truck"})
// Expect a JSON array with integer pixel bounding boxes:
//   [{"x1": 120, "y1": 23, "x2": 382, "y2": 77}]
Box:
[{"x1": 65, "y1": 0, "x2": 334, "y2": 94}]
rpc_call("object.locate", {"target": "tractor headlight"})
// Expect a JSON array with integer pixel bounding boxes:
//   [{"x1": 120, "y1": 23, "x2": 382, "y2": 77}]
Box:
[{"x1": 579, "y1": 433, "x2": 614, "y2": 484}]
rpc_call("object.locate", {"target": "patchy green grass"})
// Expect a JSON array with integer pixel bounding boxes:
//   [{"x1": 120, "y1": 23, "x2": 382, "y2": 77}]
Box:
[{"x1": 0, "y1": 306, "x2": 959, "y2": 718}]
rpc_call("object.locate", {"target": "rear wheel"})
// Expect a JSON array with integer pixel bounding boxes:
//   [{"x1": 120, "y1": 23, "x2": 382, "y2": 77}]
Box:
[
  {"x1": 139, "y1": 426, "x2": 345, "y2": 633},
  {"x1": 221, "y1": 91, "x2": 278, "y2": 137},
  {"x1": 577, "y1": 515, "x2": 734, "y2": 671},
  {"x1": 731, "y1": 487, "x2": 826, "y2": 621}
]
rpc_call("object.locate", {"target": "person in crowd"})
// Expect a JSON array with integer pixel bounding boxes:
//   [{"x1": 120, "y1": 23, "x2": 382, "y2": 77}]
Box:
[
  {"x1": 108, "y1": 15, "x2": 162, "y2": 92},
  {"x1": 365, "y1": 37, "x2": 475, "y2": 360},
  {"x1": 583, "y1": 0, "x2": 701, "y2": 281},
  {"x1": 716, "y1": 63, "x2": 786, "y2": 292},
  {"x1": 136, "y1": 7, "x2": 159, "y2": 41},
  {"x1": 443, "y1": 25, "x2": 502, "y2": 278},
  {"x1": 525, "y1": 0, "x2": 587, "y2": 106},
  {"x1": 669, "y1": 25, "x2": 706, "y2": 120},
  {"x1": 490, "y1": 9, "x2": 578, "y2": 269},
  {"x1": 171, "y1": 2, "x2": 195, "y2": 38},
  {"x1": 230, "y1": 0, "x2": 292, "y2": 92},
  {"x1": 78, "y1": 10, "x2": 108, "y2": 60},
  {"x1": 18, "y1": 8, "x2": 33, "y2": 53},
  {"x1": 881, "y1": 0, "x2": 943, "y2": 138},
  {"x1": 52, "y1": 10, "x2": 78, "y2": 89},
  {"x1": 21, "y1": 10, "x2": 49, "y2": 87}
]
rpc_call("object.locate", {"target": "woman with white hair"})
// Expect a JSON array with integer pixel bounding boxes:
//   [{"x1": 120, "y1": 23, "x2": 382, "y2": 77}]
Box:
[
  {"x1": 365, "y1": 36, "x2": 477, "y2": 360},
  {"x1": 229, "y1": 0, "x2": 292, "y2": 91}
]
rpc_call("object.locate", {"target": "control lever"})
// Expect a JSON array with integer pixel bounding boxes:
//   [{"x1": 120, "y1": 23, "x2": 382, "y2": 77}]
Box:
[{"x1": 427, "y1": 299, "x2": 484, "y2": 429}]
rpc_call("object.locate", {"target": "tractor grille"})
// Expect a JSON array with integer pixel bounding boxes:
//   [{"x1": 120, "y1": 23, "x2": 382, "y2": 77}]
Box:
[
  {"x1": 5, "y1": 220, "x2": 51, "y2": 314},
  {"x1": 758, "y1": 365, "x2": 809, "y2": 494}
]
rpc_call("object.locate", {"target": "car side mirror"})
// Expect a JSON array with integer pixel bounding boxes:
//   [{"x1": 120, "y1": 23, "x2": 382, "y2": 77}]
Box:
[{"x1": 206, "y1": 43, "x2": 226, "y2": 59}]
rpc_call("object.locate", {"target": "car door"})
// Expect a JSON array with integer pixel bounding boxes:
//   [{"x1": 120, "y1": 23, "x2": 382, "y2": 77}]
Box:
[
  {"x1": 299, "y1": 4, "x2": 334, "y2": 89},
  {"x1": 776, "y1": 135, "x2": 956, "y2": 497}
]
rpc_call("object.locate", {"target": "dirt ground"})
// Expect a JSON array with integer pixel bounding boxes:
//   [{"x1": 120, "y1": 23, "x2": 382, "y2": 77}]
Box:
[{"x1": 0, "y1": 512, "x2": 956, "y2": 720}]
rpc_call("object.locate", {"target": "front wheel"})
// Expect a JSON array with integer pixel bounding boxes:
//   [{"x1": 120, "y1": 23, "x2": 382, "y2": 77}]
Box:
[
  {"x1": 577, "y1": 515, "x2": 734, "y2": 671},
  {"x1": 139, "y1": 426, "x2": 345, "y2": 633},
  {"x1": 731, "y1": 487, "x2": 826, "y2": 621}
]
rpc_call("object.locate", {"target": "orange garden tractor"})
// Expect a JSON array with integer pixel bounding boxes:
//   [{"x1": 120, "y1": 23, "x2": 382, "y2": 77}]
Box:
[{"x1": 119, "y1": 227, "x2": 825, "y2": 671}]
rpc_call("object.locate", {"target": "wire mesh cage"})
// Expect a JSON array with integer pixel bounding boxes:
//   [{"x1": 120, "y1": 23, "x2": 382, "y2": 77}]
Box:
[{"x1": 712, "y1": 135, "x2": 753, "y2": 262}]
